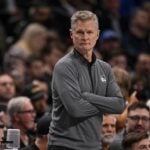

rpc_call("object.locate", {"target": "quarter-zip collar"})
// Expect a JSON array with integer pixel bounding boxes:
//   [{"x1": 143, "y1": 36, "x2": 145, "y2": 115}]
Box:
[{"x1": 73, "y1": 49, "x2": 96, "y2": 66}]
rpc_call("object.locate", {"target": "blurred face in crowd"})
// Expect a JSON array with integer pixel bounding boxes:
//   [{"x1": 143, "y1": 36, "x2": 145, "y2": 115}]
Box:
[
  {"x1": 29, "y1": 60, "x2": 46, "y2": 78},
  {"x1": 109, "y1": 54, "x2": 127, "y2": 69},
  {"x1": 16, "y1": 100, "x2": 36, "y2": 131},
  {"x1": 70, "y1": 19, "x2": 99, "y2": 55},
  {"x1": 136, "y1": 54, "x2": 150, "y2": 75},
  {"x1": 103, "y1": 0, "x2": 120, "y2": 15},
  {"x1": 33, "y1": 6, "x2": 51, "y2": 22},
  {"x1": 126, "y1": 108, "x2": 150, "y2": 133},
  {"x1": 0, "y1": 74, "x2": 16, "y2": 102},
  {"x1": 31, "y1": 33, "x2": 48, "y2": 52},
  {"x1": 132, "y1": 138, "x2": 150, "y2": 150},
  {"x1": 33, "y1": 97, "x2": 48, "y2": 114},
  {"x1": 47, "y1": 48, "x2": 65, "y2": 69},
  {"x1": 133, "y1": 10, "x2": 149, "y2": 30},
  {"x1": 100, "y1": 40, "x2": 120, "y2": 52},
  {"x1": 101, "y1": 115, "x2": 117, "y2": 144}
]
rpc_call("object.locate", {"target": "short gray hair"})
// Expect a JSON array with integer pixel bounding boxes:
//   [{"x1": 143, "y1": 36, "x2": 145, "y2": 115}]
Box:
[
  {"x1": 7, "y1": 96, "x2": 31, "y2": 122},
  {"x1": 71, "y1": 10, "x2": 99, "y2": 29}
]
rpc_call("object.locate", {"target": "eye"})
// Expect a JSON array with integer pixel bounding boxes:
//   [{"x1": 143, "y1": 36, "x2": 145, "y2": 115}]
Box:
[
  {"x1": 76, "y1": 30, "x2": 84, "y2": 35},
  {"x1": 87, "y1": 31, "x2": 93, "y2": 34}
]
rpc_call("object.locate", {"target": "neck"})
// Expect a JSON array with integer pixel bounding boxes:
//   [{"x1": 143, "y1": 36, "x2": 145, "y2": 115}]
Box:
[
  {"x1": 82, "y1": 50, "x2": 93, "y2": 62},
  {"x1": 102, "y1": 143, "x2": 110, "y2": 150}
]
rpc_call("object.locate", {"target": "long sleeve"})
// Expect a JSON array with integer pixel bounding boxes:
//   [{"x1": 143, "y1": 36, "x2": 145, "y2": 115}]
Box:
[
  {"x1": 52, "y1": 61, "x2": 100, "y2": 118},
  {"x1": 82, "y1": 65, "x2": 125, "y2": 114}
]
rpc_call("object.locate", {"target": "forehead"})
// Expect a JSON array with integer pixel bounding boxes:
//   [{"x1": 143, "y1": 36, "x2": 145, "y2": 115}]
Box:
[
  {"x1": 103, "y1": 115, "x2": 116, "y2": 124},
  {"x1": 23, "y1": 100, "x2": 34, "y2": 109},
  {"x1": 134, "y1": 138, "x2": 150, "y2": 148},
  {"x1": 72, "y1": 20, "x2": 98, "y2": 30},
  {"x1": 0, "y1": 75, "x2": 13, "y2": 82},
  {"x1": 129, "y1": 108, "x2": 150, "y2": 117}
]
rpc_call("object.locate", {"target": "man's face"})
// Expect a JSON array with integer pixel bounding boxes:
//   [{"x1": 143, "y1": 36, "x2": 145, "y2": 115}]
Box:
[
  {"x1": 132, "y1": 138, "x2": 150, "y2": 150},
  {"x1": 70, "y1": 20, "x2": 99, "y2": 55},
  {"x1": 101, "y1": 115, "x2": 116, "y2": 144},
  {"x1": 126, "y1": 108, "x2": 150, "y2": 133},
  {"x1": 136, "y1": 54, "x2": 150, "y2": 75},
  {"x1": 16, "y1": 101, "x2": 36, "y2": 130},
  {"x1": 0, "y1": 75, "x2": 16, "y2": 101}
]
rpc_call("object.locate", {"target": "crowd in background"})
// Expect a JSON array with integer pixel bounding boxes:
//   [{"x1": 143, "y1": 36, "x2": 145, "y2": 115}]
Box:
[{"x1": 0, "y1": 0, "x2": 149, "y2": 150}]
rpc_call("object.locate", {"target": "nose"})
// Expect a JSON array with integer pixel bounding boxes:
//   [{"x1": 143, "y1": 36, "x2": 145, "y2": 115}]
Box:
[
  {"x1": 82, "y1": 32, "x2": 89, "y2": 40},
  {"x1": 31, "y1": 111, "x2": 36, "y2": 118},
  {"x1": 137, "y1": 119, "x2": 143, "y2": 125},
  {"x1": 107, "y1": 125, "x2": 113, "y2": 133}
]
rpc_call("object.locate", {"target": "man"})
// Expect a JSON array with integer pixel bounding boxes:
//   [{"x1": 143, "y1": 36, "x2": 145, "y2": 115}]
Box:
[
  {"x1": 22, "y1": 80, "x2": 49, "y2": 121},
  {"x1": 21, "y1": 113, "x2": 51, "y2": 150},
  {"x1": 110, "y1": 102, "x2": 150, "y2": 150},
  {"x1": 101, "y1": 114, "x2": 117, "y2": 150},
  {"x1": 7, "y1": 96, "x2": 36, "y2": 149},
  {"x1": 122, "y1": 131, "x2": 150, "y2": 150},
  {"x1": 0, "y1": 73, "x2": 16, "y2": 103},
  {"x1": 0, "y1": 73, "x2": 16, "y2": 126},
  {"x1": 48, "y1": 10, "x2": 124, "y2": 150}
]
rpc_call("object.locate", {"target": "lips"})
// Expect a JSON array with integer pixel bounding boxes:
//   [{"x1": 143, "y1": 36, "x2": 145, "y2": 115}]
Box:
[{"x1": 135, "y1": 126, "x2": 145, "y2": 132}]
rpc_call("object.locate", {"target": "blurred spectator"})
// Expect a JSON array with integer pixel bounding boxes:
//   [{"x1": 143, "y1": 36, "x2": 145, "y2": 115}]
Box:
[
  {"x1": 112, "y1": 67, "x2": 137, "y2": 131},
  {"x1": 0, "y1": 73, "x2": 16, "y2": 103},
  {"x1": 0, "y1": 73, "x2": 16, "y2": 126},
  {"x1": 4, "y1": 23, "x2": 48, "y2": 67},
  {"x1": 21, "y1": 113, "x2": 51, "y2": 150},
  {"x1": 113, "y1": 67, "x2": 131, "y2": 101},
  {"x1": 122, "y1": 131, "x2": 150, "y2": 150},
  {"x1": 22, "y1": 80, "x2": 49, "y2": 121},
  {"x1": 97, "y1": 30, "x2": 121, "y2": 62},
  {"x1": 122, "y1": 8, "x2": 150, "y2": 68},
  {"x1": 120, "y1": 0, "x2": 149, "y2": 19},
  {"x1": 132, "y1": 53, "x2": 150, "y2": 102},
  {"x1": 42, "y1": 41, "x2": 66, "y2": 105},
  {"x1": 108, "y1": 51, "x2": 127, "y2": 70},
  {"x1": 101, "y1": 114, "x2": 117, "y2": 150},
  {"x1": 95, "y1": 0, "x2": 126, "y2": 38},
  {"x1": 110, "y1": 102, "x2": 150, "y2": 150},
  {"x1": 142, "y1": 1, "x2": 150, "y2": 25},
  {"x1": 3, "y1": 23, "x2": 49, "y2": 93},
  {"x1": 7, "y1": 96, "x2": 36, "y2": 149},
  {"x1": 42, "y1": 41, "x2": 66, "y2": 75},
  {"x1": 26, "y1": 54, "x2": 47, "y2": 82}
]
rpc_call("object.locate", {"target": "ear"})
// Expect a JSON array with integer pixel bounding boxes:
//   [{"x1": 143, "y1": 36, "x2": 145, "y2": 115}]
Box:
[
  {"x1": 13, "y1": 112, "x2": 20, "y2": 122},
  {"x1": 70, "y1": 29, "x2": 73, "y2": 39},
  {"x1": 96, "y1": 30, "x2": 100, "y2": 40}
]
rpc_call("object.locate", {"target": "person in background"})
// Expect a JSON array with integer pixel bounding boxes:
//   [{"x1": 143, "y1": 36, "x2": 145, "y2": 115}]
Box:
[
  {"x1": 21, "y1": 113, "x2": 51, "y2": 150},
  {"x1": 122, "y1": 8, "x2": 150, "y2": 68},
  {"x1": 48, "y1": 10, "x2": 124, "y2": 150},
  {"x1": 4, "y1": 23, "x2": 48, "y2": 68},
  {"x1": 96, "y1": 29, "x2": 121, "y2": 62},
  {"x1": 0, "y1": 73, "x2": 16, "y2": 104},
  {"x1": 101, "y1": 114, "x2": 117, "y2": 150},
  {"x1": 112, "y1": 67, "x2": 138, "y2": 131},
  {"x1": 7, "y1": 96, "x2": 36, "y2": 149},
  {"x1": 0, "y1": 73, "x2": 16, "y2": 127},
  {"x1": 132, "y1": 52, "x2": 150, "y2": 103},
  {"x1": 22, "y1": 80, "x2": 49, "y2": 121},
  {"x1": 122, "y1": 131, "x2": 150, "y2": 150},
  {"x1": 108, "y1": 51, "x2": 127, "y2": 70},
  {"x1": 110, "y1": 102, "x2": 150, "y2": 150}
]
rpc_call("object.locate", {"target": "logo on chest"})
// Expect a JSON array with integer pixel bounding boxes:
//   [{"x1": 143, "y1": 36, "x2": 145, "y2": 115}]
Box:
[{"x1": 100, "y1": 76, "x2": 106, "y2": 82}]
